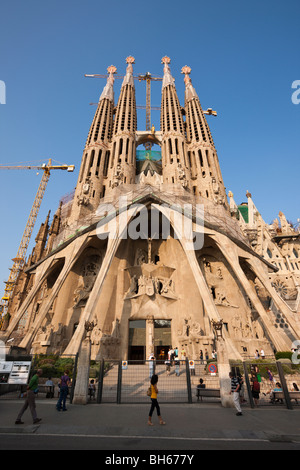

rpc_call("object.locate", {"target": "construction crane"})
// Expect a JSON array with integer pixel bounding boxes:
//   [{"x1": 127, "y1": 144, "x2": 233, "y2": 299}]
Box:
[{"x1": 0, "y1": 159, "x2": 75, "y2": 327}]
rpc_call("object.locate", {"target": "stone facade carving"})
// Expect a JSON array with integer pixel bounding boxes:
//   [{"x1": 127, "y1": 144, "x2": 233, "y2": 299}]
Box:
[{"x1": 2, "y1": 57, "x2": 299, "y2": 363}]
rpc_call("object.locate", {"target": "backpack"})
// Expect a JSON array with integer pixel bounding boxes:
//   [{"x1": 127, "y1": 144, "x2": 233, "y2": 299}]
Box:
[
  {"x1": 252, "y1": 380, "x2": 260, "y2": 392},
  {"x1": 147, "y1": 386, "x2": 151, "y2": 397}
]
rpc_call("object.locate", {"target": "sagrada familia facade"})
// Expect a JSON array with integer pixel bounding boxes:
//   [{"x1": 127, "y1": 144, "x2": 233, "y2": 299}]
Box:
[{"x1": 1, "y1": 56, "x2": 299, "y2": 361}]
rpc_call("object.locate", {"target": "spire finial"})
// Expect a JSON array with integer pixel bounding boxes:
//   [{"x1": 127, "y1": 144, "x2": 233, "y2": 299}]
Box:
[
  {"x1": 122, "y1": 56, "x2": 135, "y2": 87},
  {"x1": 161, "y1": 56, "x2": 171, "y2": 65},
  {"x1": 161, "y1": 56, "x2": 174, "y2": 89},
  {"x1": 99, "y1": 65, "x2": 116, "y2": 102},
  {"x1": 126, "y1": 56, "x2": 135, "y2": 64},
  {"x1": 107, "y1": 65, "x2": 117, "y2": 75},
  {"x1": 181, "y1": 65, "x2": 192, "y2": 85}
]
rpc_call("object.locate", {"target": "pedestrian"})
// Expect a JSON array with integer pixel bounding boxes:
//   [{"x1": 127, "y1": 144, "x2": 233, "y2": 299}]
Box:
[
  {"x1": 45, "y1": 377, "x2": 54, "y2": 398},
  {"x1": 56, "y1": 370, "x2": 71, "y2": 411},
  {"x1": 255, "y1": 350, "x2": 260, "y2": 359},
  {"x1": 266, "y1": 367, "x2": 274, "y2": 387},
  {"x1": 199, "y1": 350, "x2": 203, "y2": 364},
  {"x1": 229, "y1": 372, "x2": 243, "y2": 416},
  {"x1": 174, "y1": 358, "x2": 180, "y2": 376},
  {"x1": 238, "y1": 374, "x2": 247, "y2": 404},
  {"x1": 197, "y1": 378, "x2": 205, "y2": 389},
  {"x1": 149, "y1": 355, "x2": 155, "y2": 379},
  {"x1": 88, "y1": 379, "x2": 96, "y2": 400},
  {"x1": 260, "y1": 349, "x2": 265, "y2": 359},
  {"x1": 205, "y1": 349, "x2": 209, "y2": 362},
  {"x1": 15, "y1": 369, "x2": 43, "y2": 424},
  {"x1": 251, "y1": 374, "x2": 260, "y2": 406},
  {"x1": 147, "y1": 374, "x2": 166, "y2": 426},
  {"x1": 165, "y1": 359, "x2": 171, "y2": 376},
  {"x1": 270, "y1": 382, "x2": 283, "y2": 404}
]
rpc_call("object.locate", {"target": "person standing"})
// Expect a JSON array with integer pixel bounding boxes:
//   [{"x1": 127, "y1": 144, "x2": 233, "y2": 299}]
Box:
[
  {"x1": 229, "y1": 372, "x2": 243, "y2": 416},
  {"x1": 199, "y1": 350, "x2": 204, "y2": 364},
  {"x1": 174, "y1": 358, "x2": 180, "y2": 377},
  {"x1": 56, "y1": 370, "x2": 71, "y2": 411},
  {"x1": 148, "y1": 374, "x2": 166, "y2": 426},
  {"x1": 149, "y1": 355, "x2": 155, "y2": 379},
  {"x1": 15, "y1": 369, "x2": 43, "y2": 424},
  {"x1": 251, "y1": 374, "x2": 260, "y2": 406}
]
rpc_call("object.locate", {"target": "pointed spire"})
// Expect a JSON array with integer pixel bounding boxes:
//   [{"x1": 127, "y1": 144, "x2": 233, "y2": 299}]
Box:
[
  {"x1": 181, "y1": 65, "x2": 198, "y2": 102},
  {"x1": 161, "y1": 56, "x2": 174, "y2": 88},
  {"x1": 122, "y1": 56, "x2": 135, "y2": 87},
  {"x1": 99, "y1": 65, "x2": 117, "y2": 102}
]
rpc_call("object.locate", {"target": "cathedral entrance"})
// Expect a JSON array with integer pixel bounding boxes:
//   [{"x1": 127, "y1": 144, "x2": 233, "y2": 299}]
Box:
[
  {"x1": 154, "y1": 320, "x2": 171, "y2": 361},
  {"x1": 128, "y1": 320, "x2": 146, "y2": 361},
  {"x1": 128, "y1": 319, "x2": 172, "y2": 361}
]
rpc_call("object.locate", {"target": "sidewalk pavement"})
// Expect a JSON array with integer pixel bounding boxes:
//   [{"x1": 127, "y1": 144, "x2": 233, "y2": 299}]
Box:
[{"x1": 1, "y1": 399, "x2": 300, "y2": 444}]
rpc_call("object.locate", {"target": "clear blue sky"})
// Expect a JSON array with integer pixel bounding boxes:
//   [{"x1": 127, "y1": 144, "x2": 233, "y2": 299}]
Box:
[{"x1": 0, "y1": 0, "x2": 299, "y2": 291}]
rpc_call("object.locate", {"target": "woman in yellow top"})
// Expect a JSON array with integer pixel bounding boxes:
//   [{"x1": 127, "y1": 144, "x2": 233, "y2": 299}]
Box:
[{"x1": 148, "y1": 374, "x2": 166, "y2": 426}]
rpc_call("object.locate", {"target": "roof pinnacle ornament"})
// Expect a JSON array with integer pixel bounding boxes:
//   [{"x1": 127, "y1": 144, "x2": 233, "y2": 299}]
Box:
[
  {"x1": 126, "y1": 56, "x2": 135, "y2": 64},
  {"x1": 99, "y1": 65, "x2": 116, "y2": 102},
  {"x1": 122, "y1": 56, "x2": 135, "y2": 87},
  {"x1": 161, "y1": 56, "x2": 174, "y2": 89},
  {"x1": 181, "y1": 65, "x2": 192, "y2": 85},
  {"x1": 107, "y1": 65, "x2": 117, "y2": 75}
]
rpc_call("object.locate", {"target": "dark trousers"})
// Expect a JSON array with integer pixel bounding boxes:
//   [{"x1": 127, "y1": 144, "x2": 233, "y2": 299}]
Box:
[
  {"x1": 56, "y1": 386, "x2": 68, "y2": 410},
  {"x1": 149, "y1": 398, "x2": 161, "y2": 417}
]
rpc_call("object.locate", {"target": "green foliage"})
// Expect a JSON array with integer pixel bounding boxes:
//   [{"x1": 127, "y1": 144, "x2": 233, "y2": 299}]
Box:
[
  {"x1": 275, "y1": 351, "x2": 293, "y2": 360},
  {"x1": 33, "y1": 354, "x2": 75, "y2": 378}
]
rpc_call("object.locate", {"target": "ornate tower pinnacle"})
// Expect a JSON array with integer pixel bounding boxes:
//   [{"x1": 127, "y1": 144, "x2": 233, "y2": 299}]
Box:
[
  {"x1": 107, "y1": 56, "x2": 137, "y2": 191},
  {"x1": 183, "y1": 66, "x2": 228, "y2": 207},
  {"x1": 160, "y1": 57, "x2": 191, "y2": 190},
  {"x1": 69, "y1": 65, "x2": 116, "y2": 223}
]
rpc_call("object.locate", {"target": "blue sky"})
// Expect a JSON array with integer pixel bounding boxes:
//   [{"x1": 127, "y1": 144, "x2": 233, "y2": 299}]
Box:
[{"x1": 0, "y1": 0, "x2": 299, "y2": 291}]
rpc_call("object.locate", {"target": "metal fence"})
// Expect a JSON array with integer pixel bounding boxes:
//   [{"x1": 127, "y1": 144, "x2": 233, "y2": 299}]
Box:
[
  {"x1": 89, "y1": 359, "x2": 220, "y2": 404},
  {"x1": 2, "y1": 354, "x2": 299, "y2": 410},
  {"x1": 231, "y1": 361, "x2": 300, "y2": 409}
]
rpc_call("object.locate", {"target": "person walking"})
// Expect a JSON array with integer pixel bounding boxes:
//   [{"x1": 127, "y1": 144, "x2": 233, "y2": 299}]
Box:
[
  {"x1": 251, "y1": 374, "x2": 260, "y2": 406},
  {"x1": 174, "y1": 358, "x2": 180, "y2": 377},
  {"x1": 149, "y1": 355, "x2": 155, "y2": 379},
  {"x1": 148, "y1": 374, "x2": 166, "y2": 426},
  {"x1": 229, "y1": 372, "x2": 243, "y2": 416},
  {"x1": 15, "y1": 369, "x2": 43, "y2": 424},
  {"x1": 56, "y1": 370, "x2": 71, "y2": 411}
]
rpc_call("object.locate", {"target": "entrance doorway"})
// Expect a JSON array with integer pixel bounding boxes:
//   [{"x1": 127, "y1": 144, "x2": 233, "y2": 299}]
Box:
[
  {"x1": 154, "y1": 320, "x2": 171, "y2": 361},
  {"x1": 128, "y1": 320, "x2": 146, "y2": 361}
]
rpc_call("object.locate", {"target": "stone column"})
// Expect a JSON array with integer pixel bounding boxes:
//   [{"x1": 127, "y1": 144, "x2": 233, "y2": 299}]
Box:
[
  {"x1": 216, "y1": 338, "x2": 232, "y2": 408},
  {"x1": 146, "y1": 315, "x2": 154, "y2": 359},
  {"x1": 72, "y1": 321, "x2": 94, "y2": 405}
]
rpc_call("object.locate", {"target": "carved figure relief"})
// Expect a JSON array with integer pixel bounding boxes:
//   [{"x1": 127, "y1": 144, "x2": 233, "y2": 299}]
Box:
[
  {"x1": 125, "y1": 274, "x2": 176, "y2": 299},
  {"x1": 177, "y1": 163, "x2": 188, "y2": 188},
  {"x1": 74, "y1": 254, "x2": 103, "y2": 307},
  {"x1": 112, "y1": 164, "x2": 124, "y2": 188}
]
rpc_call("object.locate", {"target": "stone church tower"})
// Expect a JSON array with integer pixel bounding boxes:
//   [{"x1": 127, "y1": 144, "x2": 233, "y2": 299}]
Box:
[{"x1": 1, "y1": 56, "x2": 299, "y2": 362}]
